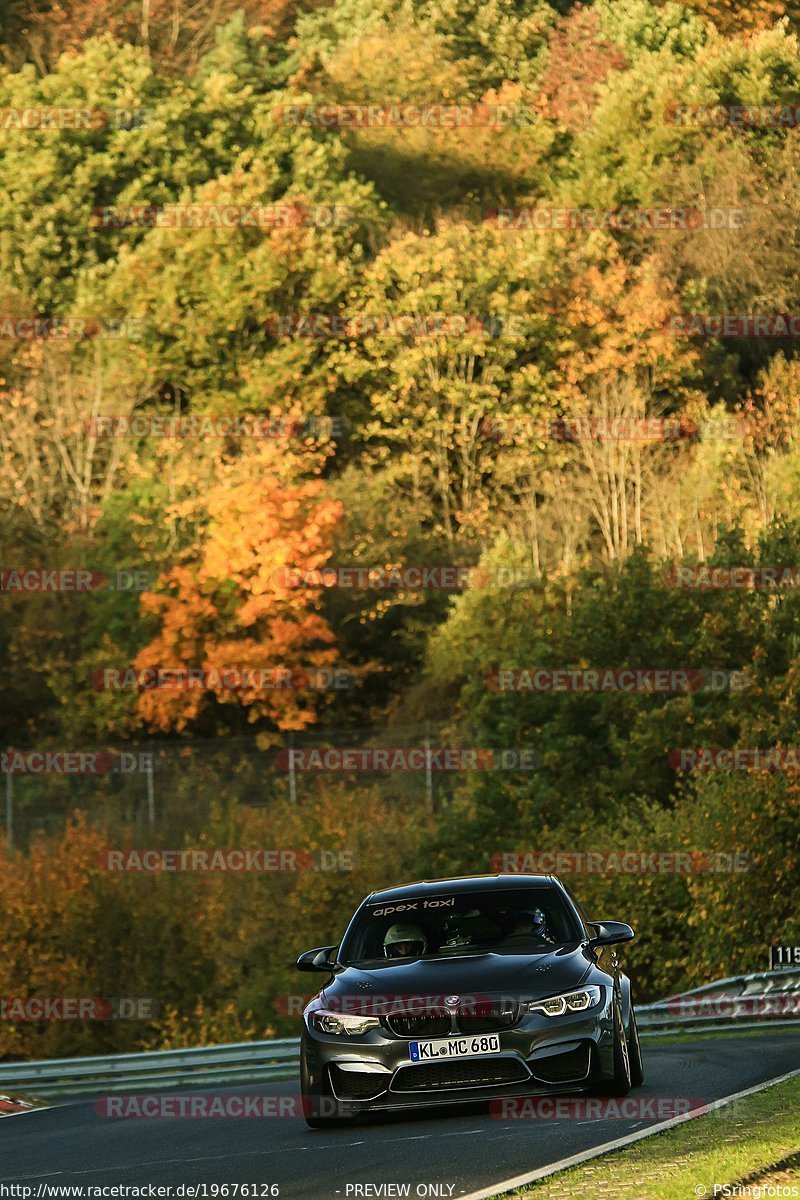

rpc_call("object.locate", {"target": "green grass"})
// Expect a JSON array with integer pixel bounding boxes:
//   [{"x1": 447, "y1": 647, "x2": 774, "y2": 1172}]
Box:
[{"x1": 490, "y1": 1073, "x2": 800, "y2": 1200}]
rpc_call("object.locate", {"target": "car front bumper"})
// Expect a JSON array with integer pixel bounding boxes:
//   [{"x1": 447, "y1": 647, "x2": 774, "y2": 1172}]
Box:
[{"x1": 301, "y1": 999, "x2": 617, "y2": 1116}]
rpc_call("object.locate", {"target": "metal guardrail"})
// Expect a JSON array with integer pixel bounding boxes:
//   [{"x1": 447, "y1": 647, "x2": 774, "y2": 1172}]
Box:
[
  {"x1": 0, "y1": 1038, "x2": 300, "y2": 1100},
  {"x1": 1, "y1": 971, "x2": 797, "y2": 1100},
  {"x1": 637, "y1": 968, "x2": 800, "y2": 1036}
]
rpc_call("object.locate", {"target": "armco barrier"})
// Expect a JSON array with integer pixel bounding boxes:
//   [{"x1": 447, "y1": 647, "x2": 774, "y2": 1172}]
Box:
[
  {"x1": 0, "y1": 1038, "x2": 300, "y2": 1099},
  {"x1": 1, "y1": 971, "x2": 797, "y2": 1101},
  {"x1": 636, "y1": 968, "x2": 800, "y2": 1035}
]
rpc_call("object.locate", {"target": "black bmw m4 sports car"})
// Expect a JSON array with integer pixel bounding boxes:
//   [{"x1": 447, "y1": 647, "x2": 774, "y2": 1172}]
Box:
[{"x1": 297, "y1": 873, "x2": 644, "y2": 1126}]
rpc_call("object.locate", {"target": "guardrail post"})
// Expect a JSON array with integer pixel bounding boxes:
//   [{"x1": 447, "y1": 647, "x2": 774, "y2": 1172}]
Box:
[
  {"x1": 288, "y1": 732, "x2": 297, "y2": 804},
  {"x1": 5, "y1": 769, "x2": 13, "y2": 852},
  {"x1": 146, "y1": 749, "x2": 155, "y2": 832},
  {"x1": 424, "y1": 722, "x2": 433, "y2": 814}
]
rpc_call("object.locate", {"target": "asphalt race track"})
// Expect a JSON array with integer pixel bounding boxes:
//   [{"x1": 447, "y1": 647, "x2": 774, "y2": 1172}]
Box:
[{"x1": 2, "y1": 1033, "x2": 799, "y2": 1198}]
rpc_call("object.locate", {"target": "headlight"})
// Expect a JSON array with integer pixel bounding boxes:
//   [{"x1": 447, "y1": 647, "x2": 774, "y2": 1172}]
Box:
[
  {"x1": 526, "y1": 986, "x2": 602, "y2": 1017},
  {"x1": 310, "y1": 1009, "x2": 381, "y2": 1036}
]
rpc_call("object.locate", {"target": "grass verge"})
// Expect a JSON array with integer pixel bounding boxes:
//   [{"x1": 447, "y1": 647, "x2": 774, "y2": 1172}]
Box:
[{"x1": 491, "y1": 1072, "x2": 800, "y2": 1200}]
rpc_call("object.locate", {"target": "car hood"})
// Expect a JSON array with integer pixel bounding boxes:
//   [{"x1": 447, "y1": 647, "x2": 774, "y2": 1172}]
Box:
[{"x1": 321, "y1": 946, "x2": 593, "y2": 1004}]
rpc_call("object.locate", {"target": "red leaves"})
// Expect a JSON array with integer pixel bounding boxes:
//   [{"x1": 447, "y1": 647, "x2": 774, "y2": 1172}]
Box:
[{"x1": 536, "y1": 7, "x2": 627, "y2": 133}]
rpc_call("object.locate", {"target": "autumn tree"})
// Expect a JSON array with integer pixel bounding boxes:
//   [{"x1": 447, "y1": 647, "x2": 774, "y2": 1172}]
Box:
[
  {"x1": 536, "y1": 4, "x2": 627, "y2": 132},
  {"x1": 0, "y1": 339, "x2": 146, "y2": 539},
  {"x1": 6, "y1": 0, "x2": 314, "y2": 73},
  {"x1": 735, "y1": 354, "x2": 800, "y2": 527},
  {"x1": 133, "y1": 442, "x2": 344, "y2": 733},
  {"x1": 677, "y1": 0, "x2": 794, "y2": 38},
  {"x1": 331, "y1": 222, "x2": 569, "y2": 548}
]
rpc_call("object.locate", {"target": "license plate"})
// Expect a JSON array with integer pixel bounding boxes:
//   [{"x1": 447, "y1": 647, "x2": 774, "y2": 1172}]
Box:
[{"x1": 409, "y1": 1034, "x2": 501, "y2": 1061}]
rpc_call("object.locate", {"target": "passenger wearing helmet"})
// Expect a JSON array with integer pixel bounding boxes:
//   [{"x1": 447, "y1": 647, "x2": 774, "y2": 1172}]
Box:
[{"x1": 383, "y1": 923, "x2": 428, "y2": 959}]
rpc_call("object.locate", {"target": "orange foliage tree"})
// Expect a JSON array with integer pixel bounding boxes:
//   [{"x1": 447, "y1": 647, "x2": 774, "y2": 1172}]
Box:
[
  {"x1": 134, "y1": 442, "x2": 344, "y2": 732},
  {"x1": 677, "y1": 0, "x2": 795, "y2": 37}
]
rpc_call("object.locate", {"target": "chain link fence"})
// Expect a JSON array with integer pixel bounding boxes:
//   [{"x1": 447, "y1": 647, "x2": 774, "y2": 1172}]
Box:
[{"x1": 0, "y1": 721, "x2": 513, "y2": 847}]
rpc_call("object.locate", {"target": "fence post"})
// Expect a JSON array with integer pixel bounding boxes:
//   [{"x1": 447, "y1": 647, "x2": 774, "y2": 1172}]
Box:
[
  {"x1": 288, "y1": 732, "x2": 297, "y2": 804},
  {"x1": 424, "y1": 721, "x2": 433, "y2": 815},
  {"x1": 146, "y1": 748, "x2": 155, "y2": 832},
  {"x1": 5, "y1": 769, "x2": 13, "y2": 852}
]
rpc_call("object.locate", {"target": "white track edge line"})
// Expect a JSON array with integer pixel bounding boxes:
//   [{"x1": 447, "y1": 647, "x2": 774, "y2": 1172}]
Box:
[
  {"x1": 459, "y1": 1066, "x2": 800, "y2": 1200},
  {"x1": 0, "y1": 1106, "x2": 52, "y2": 1119}
]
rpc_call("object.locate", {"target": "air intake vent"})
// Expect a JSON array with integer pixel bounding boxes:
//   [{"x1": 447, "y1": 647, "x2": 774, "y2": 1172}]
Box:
[
  {"x1": 392, "y1": 1058, "x2": 528, "y2": 1091},
  {"x1": 329, "y1": 1065, "x2": 388, "y2": 1100},
  {"x1": 531, "y1": 1044, "x2": 591, "y2": 1084}
]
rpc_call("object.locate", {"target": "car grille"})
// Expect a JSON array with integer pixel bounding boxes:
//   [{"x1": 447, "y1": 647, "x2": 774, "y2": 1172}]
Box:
[
  {"x1": 329, "y1": 1065, "x2": 388, "y2": 1100},
  {"x1": 455, "y1": 1000, "x2": 519, "y2": 1033},
  {"x1": 392, "y1": 1058, "x2": 529, "y2": 1092},
  {"x1": 385, "y1": 1001, "x2": 520, "y2": 1037},
  {"x1": 385, "y1": 1009, "x2": 452, "y2": 1037},
  {"x1": 531, "y1": 1044, "x2": 591, "y2": 1084}
]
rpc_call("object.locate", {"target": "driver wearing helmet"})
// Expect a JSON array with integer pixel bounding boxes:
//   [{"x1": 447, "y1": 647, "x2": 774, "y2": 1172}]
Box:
[
  {"x1": 383, "y1": 923, "x2": 428, "y2": 959},
  {"x1": 501, "y1": 907, "x2": 553, "y2": 944}
]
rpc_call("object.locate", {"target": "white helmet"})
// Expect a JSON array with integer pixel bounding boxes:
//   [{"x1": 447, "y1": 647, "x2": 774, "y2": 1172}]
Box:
[{"x1": 383, "y1": 923, "x2": 427, "y2": 959}]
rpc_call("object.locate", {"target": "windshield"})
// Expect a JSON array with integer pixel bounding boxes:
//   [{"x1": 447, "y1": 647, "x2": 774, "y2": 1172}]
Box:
[{"x1": 339, "y1": 887, "x2": 583, "y2": 965}]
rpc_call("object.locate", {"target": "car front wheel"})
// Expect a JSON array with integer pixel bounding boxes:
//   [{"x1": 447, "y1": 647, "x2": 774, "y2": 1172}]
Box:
[
  {"x1": 593, "y1": 999, "x2": 632, "y2": 1097},
  {"x1": 626, "y1": 1005, "x2": 645, "y2": 1088}
]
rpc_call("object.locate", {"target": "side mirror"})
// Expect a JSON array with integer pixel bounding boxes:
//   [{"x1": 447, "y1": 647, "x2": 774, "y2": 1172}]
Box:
[
  {"x1": 296, "y1": 945, "x2": 339, "y2": 973},
  {"x1": 588, "y1": 921, "x2": 635, "y2": 949}
]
